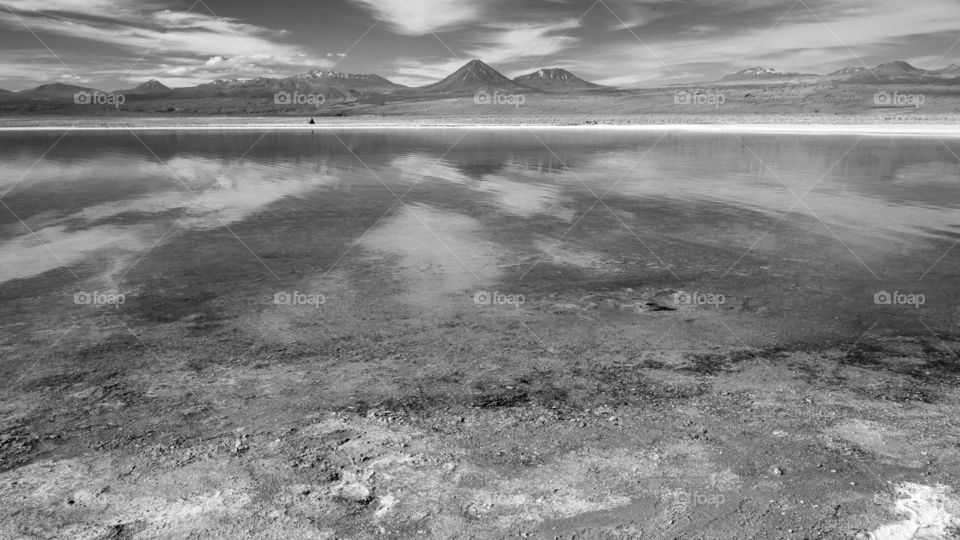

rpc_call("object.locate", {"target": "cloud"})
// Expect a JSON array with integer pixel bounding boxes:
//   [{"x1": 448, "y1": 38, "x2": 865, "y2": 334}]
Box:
[
  {"x1": 0, "y1": 9, "x2": 299, "y2": 60},
  {"x1": 466, "y1": 19, "x2": 581, "y2": 65},
  {"x1": 681, "y1": 25, "x2": 719, "y2": 36},
  {"x1": 603, "y1": 0, "x2": 663, "y2": 31},
  {"x1": 392, "y1": 57, "x2": 468, "y2": 86},
  {"x1": 350, "y1": 0, "x2": 481, "y2": 35},
  {"x1": 4, "y1": 0, "x2": 960, "y2": 90},
  {"x1": 0, "y1": 53, "x2": 96, "y2": 87},
  {"x1": 1, "y1": 0, "x2": 147, "y2": 17},
  {"x1": 0, "y1": 0, "x2": 333, "y2": 87},
  {"x1": 577, "y1": 0, "x2": 960, "y2": 86},
  {"x1": 87, "y1": 54, "x2": 335, "y2": 88}
]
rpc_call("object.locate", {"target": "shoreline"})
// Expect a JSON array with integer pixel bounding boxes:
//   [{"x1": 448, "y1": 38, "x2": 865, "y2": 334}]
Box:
[
  {"x1": 1, "y1": 113, "x2": 959, "y2": 136},
  {"x1": 3, "y1": 122, "x2": 960, "y2": 137}
]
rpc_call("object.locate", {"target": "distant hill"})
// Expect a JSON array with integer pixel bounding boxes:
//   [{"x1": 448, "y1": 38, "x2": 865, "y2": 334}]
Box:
[
  {"x1": 123, "y1": 80, "x2": 172, "y2": 97},
  {"x1": 513, "y1": 68, "x2": 605, "y2": 91},
  {"x1": 169, "y1": 77, "x2": 277, "y2": 100},
  {"x1": 167, "y1": 71, "x2": 405, "y2": 103},
  {"x1": 720, "y1": 67, "x2": 818, "y2": 82},
  {"x1": 873, "y1": 61, "x2": 925, "y2": 76},
  {"x1": 829, "y1": 61, "x2": 959, "y2": 83},
  {"x1": 18, "y1": 82, "x2": 101, "y2": 101},
  {"x1": 0, "y1": 88, "x2": 24, "y2": 104},
  {"x1": 716, "y1": 61, "x2": 960, "y2": 84},
  {"x1": 824, "y1": 66, "x2": 868, "y2": 79},
  {"x1": 415, "y1": 60, "x2": 534, "y2": 96},
  {"x1": 282, "y1": 71, "x2": 405, "y2": 103},
  {"x1": 288, "y1": 71, "x2": 405, "y2": 94}
]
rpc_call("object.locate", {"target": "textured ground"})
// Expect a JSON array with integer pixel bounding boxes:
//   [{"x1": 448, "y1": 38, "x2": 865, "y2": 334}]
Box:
[{"x1": 1, "y1": 280, "x2": 959, "y2": 539}]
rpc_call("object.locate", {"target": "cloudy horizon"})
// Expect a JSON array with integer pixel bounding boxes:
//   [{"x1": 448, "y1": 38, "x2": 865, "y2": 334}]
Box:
[{"x1": 2, "y1": 0, "x2": 960, "y2": 91}]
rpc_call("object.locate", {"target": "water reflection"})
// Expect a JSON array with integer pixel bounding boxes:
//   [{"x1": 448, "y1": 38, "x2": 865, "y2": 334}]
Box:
[
  {"x1": 360, "y1": 204, "x2": 502, "y2": 310},
  {"x1": 0, "y1": 129, "x2": 957, "y2": 290},
  {"x1": 474, "y1": 175, "x2": 572, "y2": 220},
  {"x1": 0, "y1": 224, "x2": 145, "y2": 284},
  {"x1": 0, "y1": 150, "x2": 340, "y2": 284}
]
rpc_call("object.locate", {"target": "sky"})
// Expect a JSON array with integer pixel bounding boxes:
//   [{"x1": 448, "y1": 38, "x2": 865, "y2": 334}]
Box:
[{"x1": 1, "y1": 0, "x2": 960, "y2": 91}]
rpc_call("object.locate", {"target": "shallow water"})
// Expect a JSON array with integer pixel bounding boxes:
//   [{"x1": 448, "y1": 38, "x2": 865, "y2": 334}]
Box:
[{"x1": 0, "y1": 129, "x2": 957, "y2": 345}]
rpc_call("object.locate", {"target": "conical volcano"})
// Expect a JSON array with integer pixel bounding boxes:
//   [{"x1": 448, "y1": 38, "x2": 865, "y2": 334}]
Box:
[{"x1": 417, "y1": 60, "x2": 534, "y2": 95}]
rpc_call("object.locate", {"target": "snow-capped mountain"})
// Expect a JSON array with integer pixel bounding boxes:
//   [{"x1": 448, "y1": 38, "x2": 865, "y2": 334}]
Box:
[
  {"x1": 512, "y1": 68, "x2": 605, "y2": 91},
  {"x1": 289, "y1": 71, "x2": 405, "y2": 93},
  {"x1": 720, "y1": 67, "x2": 815, "y2": 81}
]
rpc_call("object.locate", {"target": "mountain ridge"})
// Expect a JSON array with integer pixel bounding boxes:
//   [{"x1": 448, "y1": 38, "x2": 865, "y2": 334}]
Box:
[
  {"x1": 513, "y1": 68, "x2": 606, "y2": 91},
  {"x1": 720, "y1": 67, "x2": 818, "y2": 82},
  {"x1": 715, "y1": 60, "x2": 960, "y2": 84},
  {"x1": 18, "y1": 82, "x2": 102, "y2": 100},
  {"x1": 3, "y1": 58, "x2": 960, "y2": 111}
]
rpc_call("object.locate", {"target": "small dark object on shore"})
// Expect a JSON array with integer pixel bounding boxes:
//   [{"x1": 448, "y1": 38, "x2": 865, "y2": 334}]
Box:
[{"x1": 309, "y1": 118, "x2": 315, "y2": 124}]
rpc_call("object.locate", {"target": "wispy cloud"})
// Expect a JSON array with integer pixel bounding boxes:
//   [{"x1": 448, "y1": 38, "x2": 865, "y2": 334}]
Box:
[
  {"x1": 3, "y1": 0, "x2": 960, "y2": 90},
  {"x1": 350, "y1": 0, "x2": 482, "y2": 35},
  {"x1": 466, "y1": 19, "x2": 581, "y2": 65},
  {"x1": 584, "y1": 0, "x2": 960, "y2": 85},
  {"x1": 0, "y1": 0, "x2": 332, "y2": 87}
]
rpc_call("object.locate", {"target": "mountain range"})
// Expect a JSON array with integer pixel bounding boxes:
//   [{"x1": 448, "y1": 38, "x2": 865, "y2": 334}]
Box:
[
  {"x1": 3, "y1": 59, "x2": 960, "y2": 111},
  {"x1": 0, "y1": 60, "x2": 611, "y2": 109},
  {"x1": 719, "y1": 61, "x2": 960, "y2": 84}
]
